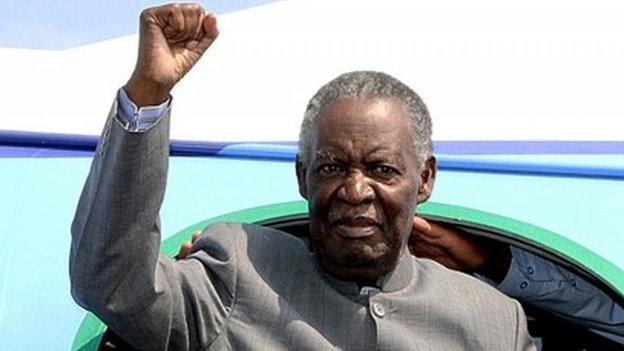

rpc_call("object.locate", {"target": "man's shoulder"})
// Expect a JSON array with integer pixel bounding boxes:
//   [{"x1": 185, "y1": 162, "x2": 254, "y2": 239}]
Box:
[
  {"x1": 200, "y1": 221, "x2": 306, "y2": 247},
  {"x1": 192, "y1": 221, "x2": 310, "y2": 264},
  {"x1": 412, "y1": 256, "x2": 520, "y2": 310},
  {"x1": 407, "y1": 257, "x2": 531, "y2": 349}
]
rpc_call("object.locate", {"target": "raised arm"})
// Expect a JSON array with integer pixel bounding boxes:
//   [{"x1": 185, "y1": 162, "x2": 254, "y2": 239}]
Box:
[{"x1": 69, "y1": 4, "x2": 225, "y2": 349}]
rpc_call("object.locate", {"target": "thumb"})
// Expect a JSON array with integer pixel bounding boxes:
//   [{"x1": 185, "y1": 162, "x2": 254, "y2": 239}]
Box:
[
  {"x1": 412, "y1": 216, "x2": 432, "y2": 234},
  {"x1": 413, "y1": 216, "x2": 448, "y2": 240}
]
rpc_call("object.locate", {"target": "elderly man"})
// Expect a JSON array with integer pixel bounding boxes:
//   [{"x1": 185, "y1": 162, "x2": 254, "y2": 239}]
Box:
[{"x1": 70, "y1": 3, "x2": 535, "y2": 350}]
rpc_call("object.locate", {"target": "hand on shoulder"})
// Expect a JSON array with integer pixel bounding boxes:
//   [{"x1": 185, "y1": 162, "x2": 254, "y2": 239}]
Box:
[{"x1": 409, "y1": 216, "x2": 511, "y2": 283}]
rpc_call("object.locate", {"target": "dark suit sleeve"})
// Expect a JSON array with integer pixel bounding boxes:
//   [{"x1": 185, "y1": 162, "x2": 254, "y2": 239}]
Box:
[{"x1": 69, "y1": 100, "x2": 236, "y2": 350}]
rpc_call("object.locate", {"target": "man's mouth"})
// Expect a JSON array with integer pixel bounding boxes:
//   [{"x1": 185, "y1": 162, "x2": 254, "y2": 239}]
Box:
[{"x1": 331, "y1": 217, "x2": 381, "y2": 239}]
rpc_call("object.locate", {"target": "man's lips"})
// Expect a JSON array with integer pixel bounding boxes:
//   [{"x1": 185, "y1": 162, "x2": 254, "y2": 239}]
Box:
[{"x1": 331, "y1": 217, "x2": 381, "y2": 239}]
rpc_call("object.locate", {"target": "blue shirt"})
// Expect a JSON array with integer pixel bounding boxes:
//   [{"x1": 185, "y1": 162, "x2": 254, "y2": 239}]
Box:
[{"x1": 116, "y1": 88, "x2": 170, "y2": 132}]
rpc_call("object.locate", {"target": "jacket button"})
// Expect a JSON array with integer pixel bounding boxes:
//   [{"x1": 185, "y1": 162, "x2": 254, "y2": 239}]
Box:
[{"x1": 372, "y1": 303, "x2": 386, "y2": 318}]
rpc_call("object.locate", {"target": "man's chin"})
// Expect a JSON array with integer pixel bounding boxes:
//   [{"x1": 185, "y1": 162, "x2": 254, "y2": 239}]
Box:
[{"x1": 313, "y1": 240, "x2": 398, "y2": 282}]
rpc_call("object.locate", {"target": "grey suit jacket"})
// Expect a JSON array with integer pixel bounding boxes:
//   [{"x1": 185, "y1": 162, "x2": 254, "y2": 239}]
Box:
[{"x1": 70, "y1": 102, "x2": 535, "y2": 350}]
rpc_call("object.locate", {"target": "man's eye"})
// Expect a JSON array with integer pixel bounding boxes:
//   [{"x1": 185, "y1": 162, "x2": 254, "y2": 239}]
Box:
[
  {"x1": 319, "y1": 164, "x2": 343, "y2": 175},
  {"x1": 372, "y1": 165, "x2": 397, "y2": 176}
]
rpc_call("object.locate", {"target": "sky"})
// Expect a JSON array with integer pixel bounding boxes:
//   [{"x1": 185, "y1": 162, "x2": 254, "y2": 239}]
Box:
[
  {"x1": 0, "y1": 0, "x2": 279, "y2": 50},
  {"x1": 1, "y1": 0, "x2": 623, "y2": 142}
]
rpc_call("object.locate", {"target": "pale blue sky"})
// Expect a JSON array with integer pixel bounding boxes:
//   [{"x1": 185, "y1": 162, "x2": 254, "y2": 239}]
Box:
[{"x1": 0, "y1": 0, "x2": 279, "y2": 50}]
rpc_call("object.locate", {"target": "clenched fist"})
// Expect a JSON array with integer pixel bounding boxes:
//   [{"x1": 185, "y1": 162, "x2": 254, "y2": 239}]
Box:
[{"x1": 125, "y1": 3, "x2": 219, "y2": 107}]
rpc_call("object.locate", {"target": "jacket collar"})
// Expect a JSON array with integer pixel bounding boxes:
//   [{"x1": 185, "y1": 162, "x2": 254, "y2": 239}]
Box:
[{"x1": 313, "y1": 250, "x2": 415, "y2": 296}]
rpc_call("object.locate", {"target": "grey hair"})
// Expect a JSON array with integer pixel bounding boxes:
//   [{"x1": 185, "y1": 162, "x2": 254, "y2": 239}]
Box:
[{"x1": 298, "y1": 71, "x2": 433, "y2": 166}]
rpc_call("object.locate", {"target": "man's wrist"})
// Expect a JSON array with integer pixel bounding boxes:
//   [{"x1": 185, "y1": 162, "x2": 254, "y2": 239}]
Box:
[
  {"x1": 474, "y1": 244, "x2": 512, "y2": 284},
  {"x1": 116, "y1": 88, "x2": 170, "y2": 132},
  {"x1": 124, "y1": 75, "x2": 171, "y2": 108}
]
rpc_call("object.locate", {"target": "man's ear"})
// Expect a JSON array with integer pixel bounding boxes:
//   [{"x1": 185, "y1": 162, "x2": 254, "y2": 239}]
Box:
[
  {"x1": 295, "y1": 154, "x2": 309, "y2": 199},
  {"x1": 417, "y1": 156, "x2": 436, "y2": 203}
]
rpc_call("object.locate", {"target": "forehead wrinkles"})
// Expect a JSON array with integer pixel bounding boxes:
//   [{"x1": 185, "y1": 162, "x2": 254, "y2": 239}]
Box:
[
  {"x1": 311, "y1": 98, "x2": 413, "y2": 161},
  {"x1": 317, "y1": 97, "x2": 406, "y2": 127},
  {"x1": 314, "y1": 150, "x2": 342, "y2": 162},
  {"x1": 314, "y1": 148, "x2": 406, "y2": 166}
]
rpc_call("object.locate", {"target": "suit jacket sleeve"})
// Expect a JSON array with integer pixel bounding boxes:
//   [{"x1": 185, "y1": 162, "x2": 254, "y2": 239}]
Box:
[
  {"x1": 69, "y1": 100, "x2": 236, "y2": 350},
  {"x1": 512, "y1": 299, "x2": 537, "y2": 351}
]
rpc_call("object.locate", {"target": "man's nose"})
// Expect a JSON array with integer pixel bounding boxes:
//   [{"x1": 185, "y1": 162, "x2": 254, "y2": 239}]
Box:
[{"x1": 337, "y1": 170, "x2": 374, "y2": 205}]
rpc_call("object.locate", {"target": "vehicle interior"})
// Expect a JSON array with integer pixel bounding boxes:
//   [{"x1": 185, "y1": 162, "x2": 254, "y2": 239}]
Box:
[{"x1": 97, "y1": 214, "x2": 623, "y2": 350}]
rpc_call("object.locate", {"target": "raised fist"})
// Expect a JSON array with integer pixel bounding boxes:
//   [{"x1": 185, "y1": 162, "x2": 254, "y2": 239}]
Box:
[{"x1": 125, "y1": 3, "x2": 219, "y2": 107}]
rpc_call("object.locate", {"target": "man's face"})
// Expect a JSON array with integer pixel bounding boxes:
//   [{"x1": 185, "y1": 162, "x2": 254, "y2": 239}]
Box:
[{"x1": 297, "y1": 97, "x2": 435, "y2": 282}]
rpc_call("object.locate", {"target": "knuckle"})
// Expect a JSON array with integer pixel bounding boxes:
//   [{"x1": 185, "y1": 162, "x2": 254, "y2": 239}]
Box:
[
  {"x1": 139, "y1": 8, "x2": 151, "y2": 20},
  {"x1": 181, "y1": 4, "x2": 194, "y2": 14},
  {"x1": 184, "y1": 3, "x2": 202, "y2": 14},
  {"x1": 168, "y1": 4, "x2": 182, "y2": 16}
]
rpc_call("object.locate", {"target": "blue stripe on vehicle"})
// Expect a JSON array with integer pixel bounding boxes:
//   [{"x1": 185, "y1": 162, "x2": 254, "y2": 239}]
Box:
[
  {"x1": 217, "y1": 143, "x2": 298, "y2": 159},
  {"x1": 0, "y1": 146, "x2": 92, "y2": 158},
  {"x1": 2, "y1": 130, "x2": 623, "y2": 156},
  {"x1": 437, "y1": 155, "x2": 624, "y2": 180},
  {"x1": 434, "y1": 141, "x2": 624, "y2": 155},
  {"x1": 3, "y1": 144, "x2": 624, "y2": 181},
  {"x1": 2, "y1": 131, "x2": 624, "y2": 180}
]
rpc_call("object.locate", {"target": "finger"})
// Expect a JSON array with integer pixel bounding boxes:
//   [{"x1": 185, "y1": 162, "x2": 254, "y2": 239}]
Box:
[
  {"x1": 185, "y1": 9, "x2": 204, "y2": 50},
  {"x1": 203, "y1": 12, "x2": 219, "y2": 39},
  {"x1": 412, "y1": 231, "x2": 440, "y2": 245},
  {"x1": 191, "y1": 230, "x2": 201, "y2": 243},
  {"x1": 175, "y1": 241, "x2": 193, "y2": 260},
  {"x1": 194, "y1": 12, "x2": 219, "y2": 53},
  {"x1": 412, "y1": 216, "x2": 432, "y2": 234},
  {"x1": 410, "y1": 242, "x2": 460, "y2": 269},
  {"x1": 410, "y1": 242, "x2": 447, "y2": 258},
  {"x1": 414, "y1": 218, "x2": 463, "y2": 240},
  {"x1": 181, "y1": 4, "x2": 201, "y2": 42},
  {"x1": 409, "y1": 230, "x2": 444, "y2": 256},
  {"x1": 166, "y1": 5, "x2": 186, "y2": 41},
  {"x1": 428, "y1": 221, "x2": 460, "y2": 241},
  {"x1": 192, "y1": 7, "x2": 206, "y2": 40},
  {"x1": 140, "y1": 5, "x2": 175, "y2": 38}
]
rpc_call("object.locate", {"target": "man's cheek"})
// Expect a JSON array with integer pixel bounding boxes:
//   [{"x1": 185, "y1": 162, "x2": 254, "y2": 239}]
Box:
[
  {"x1": 309, "y1": 195, "x2": 327, "y2": 219},
  {"x1": 310, "y1": 185, "x2": 335, "y2": 213},
  {"x1": 387, "y1": 200, "x2": 415, "y2": 243}
]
